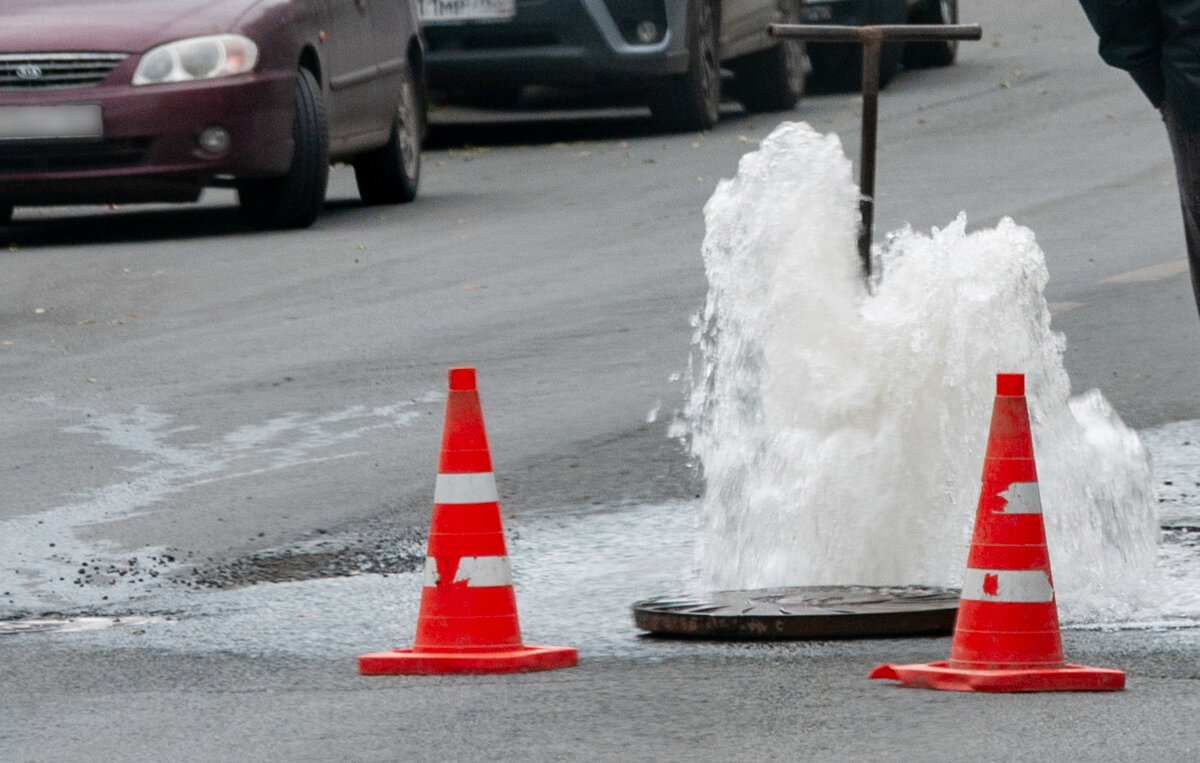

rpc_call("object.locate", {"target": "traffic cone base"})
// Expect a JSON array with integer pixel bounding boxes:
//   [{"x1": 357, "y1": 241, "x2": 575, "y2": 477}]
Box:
[
  {"x1": 869, "y1": 661, "x2": 1125, "y2": 693},
  {"x1": 869, "y1": 374, "x2": 1125, "y2": 693},
  {"x1": 358, "y1": 644, "x2": 578, "y2": 675}
]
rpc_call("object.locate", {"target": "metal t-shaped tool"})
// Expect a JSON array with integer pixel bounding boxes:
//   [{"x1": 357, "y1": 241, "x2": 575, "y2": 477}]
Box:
[{"x1": 768, "y1": 23, "x2": 983, "y2": 277}]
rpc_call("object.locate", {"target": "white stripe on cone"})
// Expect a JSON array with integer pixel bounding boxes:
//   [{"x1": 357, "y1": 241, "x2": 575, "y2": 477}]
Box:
[
  {"x1": 961, "y1": 568, "x2": 1055, "y2": 603},
  {"x1": 434, "y1": 472, "x2": 499, "y2": 505},
  {"x1": 422, "y1": 556, "x2": 513, "y2": 588},
  {"x1": 453, "y1": 556, "x2": 513, "y2": 587},
  {"x1": 996, "y1": 481, "x2": 1043, "y2": 515}
]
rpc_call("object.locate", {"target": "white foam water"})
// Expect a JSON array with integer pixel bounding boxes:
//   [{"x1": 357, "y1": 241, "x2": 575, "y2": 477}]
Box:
[{"x1": 687, "y1": 122, "x2": 1162, "y2": 623}]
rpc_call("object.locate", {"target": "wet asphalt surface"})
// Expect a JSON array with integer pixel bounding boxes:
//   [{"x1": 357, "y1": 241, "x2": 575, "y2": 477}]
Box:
[
  {"x1": 3, "y1": 495, "x2": 1200, "y2": 759},
  {"x1": 4, "y1": 2, "x2": 1200, "y2": 759}
]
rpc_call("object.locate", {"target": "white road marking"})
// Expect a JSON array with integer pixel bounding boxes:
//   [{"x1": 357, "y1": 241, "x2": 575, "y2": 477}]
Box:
[{"x1": 1102, "y1": 259, "x2": 1190, "y2": 284}]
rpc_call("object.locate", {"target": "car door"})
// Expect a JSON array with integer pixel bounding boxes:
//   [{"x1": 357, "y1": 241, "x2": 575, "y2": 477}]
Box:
[
  {"x1": 719, "y1": 0, "x2": 780, "y2": 59},
  {"x1": 320, "y1": 0, "x2": 394, "y2": 154},
  {"x1": 364, "y1": 0, "x2": 413, "y2": 115}
]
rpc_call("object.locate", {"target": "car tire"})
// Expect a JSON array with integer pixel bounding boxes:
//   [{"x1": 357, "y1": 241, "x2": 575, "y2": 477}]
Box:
[
  {"x1": 807, "y1": 0, "x2": 906, "y2": 93},
  {"x1": 729, "y1": 0, "x2": 808, "y2": 113},
  {"x1": 904, "y1": 0, "x2": 958, "y2": 68},
  {"x1": 354, "y1": 63, "x2": 422, "y2": 205},
  {"x1": 238, "y1": 67, "x2": 329, "y2": 230},
  {"x1": 650, "y1": 0, "x2": 721, "y2": 133}
]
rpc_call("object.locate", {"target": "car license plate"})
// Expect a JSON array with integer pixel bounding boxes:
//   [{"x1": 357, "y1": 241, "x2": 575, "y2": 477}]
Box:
[
  {"x1": 419, "y1": 0, "x2": 515, "y2": 23},
  {"x1": 0, "y1": 104, "x2": 103, "y2": 141}
]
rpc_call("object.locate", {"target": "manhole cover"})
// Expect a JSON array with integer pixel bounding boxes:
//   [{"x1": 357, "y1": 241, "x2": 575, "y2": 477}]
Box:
[{"x1": 632, "y1": 585, "x2": 959, "y2": 640}]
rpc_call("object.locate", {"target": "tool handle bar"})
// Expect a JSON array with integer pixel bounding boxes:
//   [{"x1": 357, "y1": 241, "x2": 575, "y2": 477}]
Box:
[{"x1": 769, "y1": 23, "x2": 983, "y2": 43}]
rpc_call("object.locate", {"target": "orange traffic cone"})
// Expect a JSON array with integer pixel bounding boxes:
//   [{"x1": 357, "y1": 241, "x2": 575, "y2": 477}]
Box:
[
  {"x1": 359, "y1": 367, "x2": 577, "y2": 675},
  {"x1": 869, "y1": 373, "x2": 1124, "y2": 692}
]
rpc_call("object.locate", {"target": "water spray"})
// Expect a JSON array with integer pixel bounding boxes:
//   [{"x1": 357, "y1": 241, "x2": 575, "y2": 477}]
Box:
[{"x1": 634, "y1": 21, "x2": 987, "y2": 640}]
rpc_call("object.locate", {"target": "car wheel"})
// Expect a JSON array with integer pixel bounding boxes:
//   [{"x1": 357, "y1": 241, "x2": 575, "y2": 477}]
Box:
[
  {"x1": 904, "y1": 0, "x2": 958, "y2": 68},
  {"x1": 238, "y1": 67, "x2": 329, "y2": 230},
  {"x1": 650, "y1": 0, "x2": 721, "y2": 132},
  {"x1": 807, "y1": 0, "x2": 906, "y2": 93},
  {"x1": 0, "y1": 204, "x2": 12, "y2": 226},
  {"x1": 729, "y1": 0, "x2": 808, "y2": 113},
  {"x1": 354, "y1": 63, "x2": 422, "y2": 205}
]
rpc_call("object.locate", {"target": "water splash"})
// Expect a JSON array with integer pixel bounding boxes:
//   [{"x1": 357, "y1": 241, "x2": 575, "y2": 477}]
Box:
[{"x1": 687, "y1": 122, "x2": 1160, "y2": 623}]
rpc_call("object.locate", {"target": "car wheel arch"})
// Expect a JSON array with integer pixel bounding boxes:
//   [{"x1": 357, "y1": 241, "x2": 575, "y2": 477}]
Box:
[
  {"x1": 237, "y1": 67, "x2": 329, "y2": 229},
  {"x1": 298, "y1": 46, "x2": 322, "y2": 87},
  {"x1": 406, "y1": 37, "x2": 424, "y2": 82},
  {"x1": 406, "y1": 37, "x2": 428, "y2": 139}
]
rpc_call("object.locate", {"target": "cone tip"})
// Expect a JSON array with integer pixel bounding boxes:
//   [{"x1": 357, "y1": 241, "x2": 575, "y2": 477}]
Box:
[
  {"x1": 449, "y1": 367, "x2": 476, "y2": 391},
  {"x1": 996, "y1": 373, "x2": 1024, "y2": 397}
]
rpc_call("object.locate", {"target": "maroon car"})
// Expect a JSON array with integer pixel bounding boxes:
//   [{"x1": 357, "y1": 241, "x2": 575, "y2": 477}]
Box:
[{"x1": 0, "y1": 0, "x2": 426, "y2": 229}]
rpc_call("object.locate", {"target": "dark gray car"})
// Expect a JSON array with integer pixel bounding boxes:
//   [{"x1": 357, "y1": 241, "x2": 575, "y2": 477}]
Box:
[{"x1": 418, "y1": 0, "x2": 958, "y2": 132}]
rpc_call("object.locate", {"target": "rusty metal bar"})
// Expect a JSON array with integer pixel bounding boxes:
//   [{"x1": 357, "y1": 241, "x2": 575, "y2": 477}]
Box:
[
  {"x1": 768, "y1": 23, "x2": 983, "y2": 277},
  {"x1": 769, "y1": 23, "x2": 984, "y2": 44},
  {"x1": 859, "y1": 29, "x2": 882, "y2": 277}
]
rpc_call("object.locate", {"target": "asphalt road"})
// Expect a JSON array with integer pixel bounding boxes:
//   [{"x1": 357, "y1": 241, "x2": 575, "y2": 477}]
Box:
[{"x1": 3, "y1": 1, "x2": 1200, "y2": 759}]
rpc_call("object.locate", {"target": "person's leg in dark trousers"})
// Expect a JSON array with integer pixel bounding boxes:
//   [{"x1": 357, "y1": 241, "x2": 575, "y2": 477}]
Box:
[{"x1": 1162, "y1": 103, "x2": 1200, "y2": 318}]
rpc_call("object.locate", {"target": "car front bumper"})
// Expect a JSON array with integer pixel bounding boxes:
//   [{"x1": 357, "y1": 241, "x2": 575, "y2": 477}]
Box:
[
  {"x1": 422, "y1": 0, "x2": 692, "y2": 89},
  {"x1": 0, "y1": 69, "x2": 295, "y2": 206},
  {"x1": 800, "y1": 0, "x2": 859, "y2": 25}
]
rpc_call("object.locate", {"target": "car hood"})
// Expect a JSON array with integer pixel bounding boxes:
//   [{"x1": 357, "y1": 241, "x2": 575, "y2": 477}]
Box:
[{"x1": 0, "y1": 0, "x2": 269, "y2": 53}]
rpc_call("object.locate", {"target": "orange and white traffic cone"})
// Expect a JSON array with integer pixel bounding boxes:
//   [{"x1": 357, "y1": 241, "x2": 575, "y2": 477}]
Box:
[
  {"x1": 358, "y1": 367, "x2": 577, "y2": 675},
  {"x1": 869, "y1": 373, "x2": 1124, "y2": 692}
]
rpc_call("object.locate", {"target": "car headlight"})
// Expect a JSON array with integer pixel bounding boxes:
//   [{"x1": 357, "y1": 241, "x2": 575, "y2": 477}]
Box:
[{"x1": 132, "y1": 35, "x2": 258, "y2": 86}]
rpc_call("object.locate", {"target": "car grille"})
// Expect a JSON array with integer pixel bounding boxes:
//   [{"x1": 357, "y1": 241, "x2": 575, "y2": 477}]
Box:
[
  {"x1": 0, "y1": 53, "x2": 128, "y2": 90},
  {"x1": 0, "y1": 138, "x2": 150, "y2": 172}
]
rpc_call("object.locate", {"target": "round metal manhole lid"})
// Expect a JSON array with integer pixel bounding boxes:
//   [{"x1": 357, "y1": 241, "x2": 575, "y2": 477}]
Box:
[{"x1": 632, "y1": 585, "x2": 960, "y2": 640}]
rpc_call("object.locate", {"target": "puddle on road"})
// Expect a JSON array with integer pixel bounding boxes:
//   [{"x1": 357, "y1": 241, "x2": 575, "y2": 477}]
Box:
[
  {"x1": 0, "y1": 501, "x2": 700, "y2": 659},
  {"x1": 1140, "y1": 419, "x2": 1200, "y2": 528},
  {"x1": 0, "y1": 394, "x2": 439, "y2": 614},
  {"x1": 1, "y1": 424, "x2": 1198, "y2": 659},
  {"x1": 0, "y1": 615, "x2": 162, "y2": 637}
]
